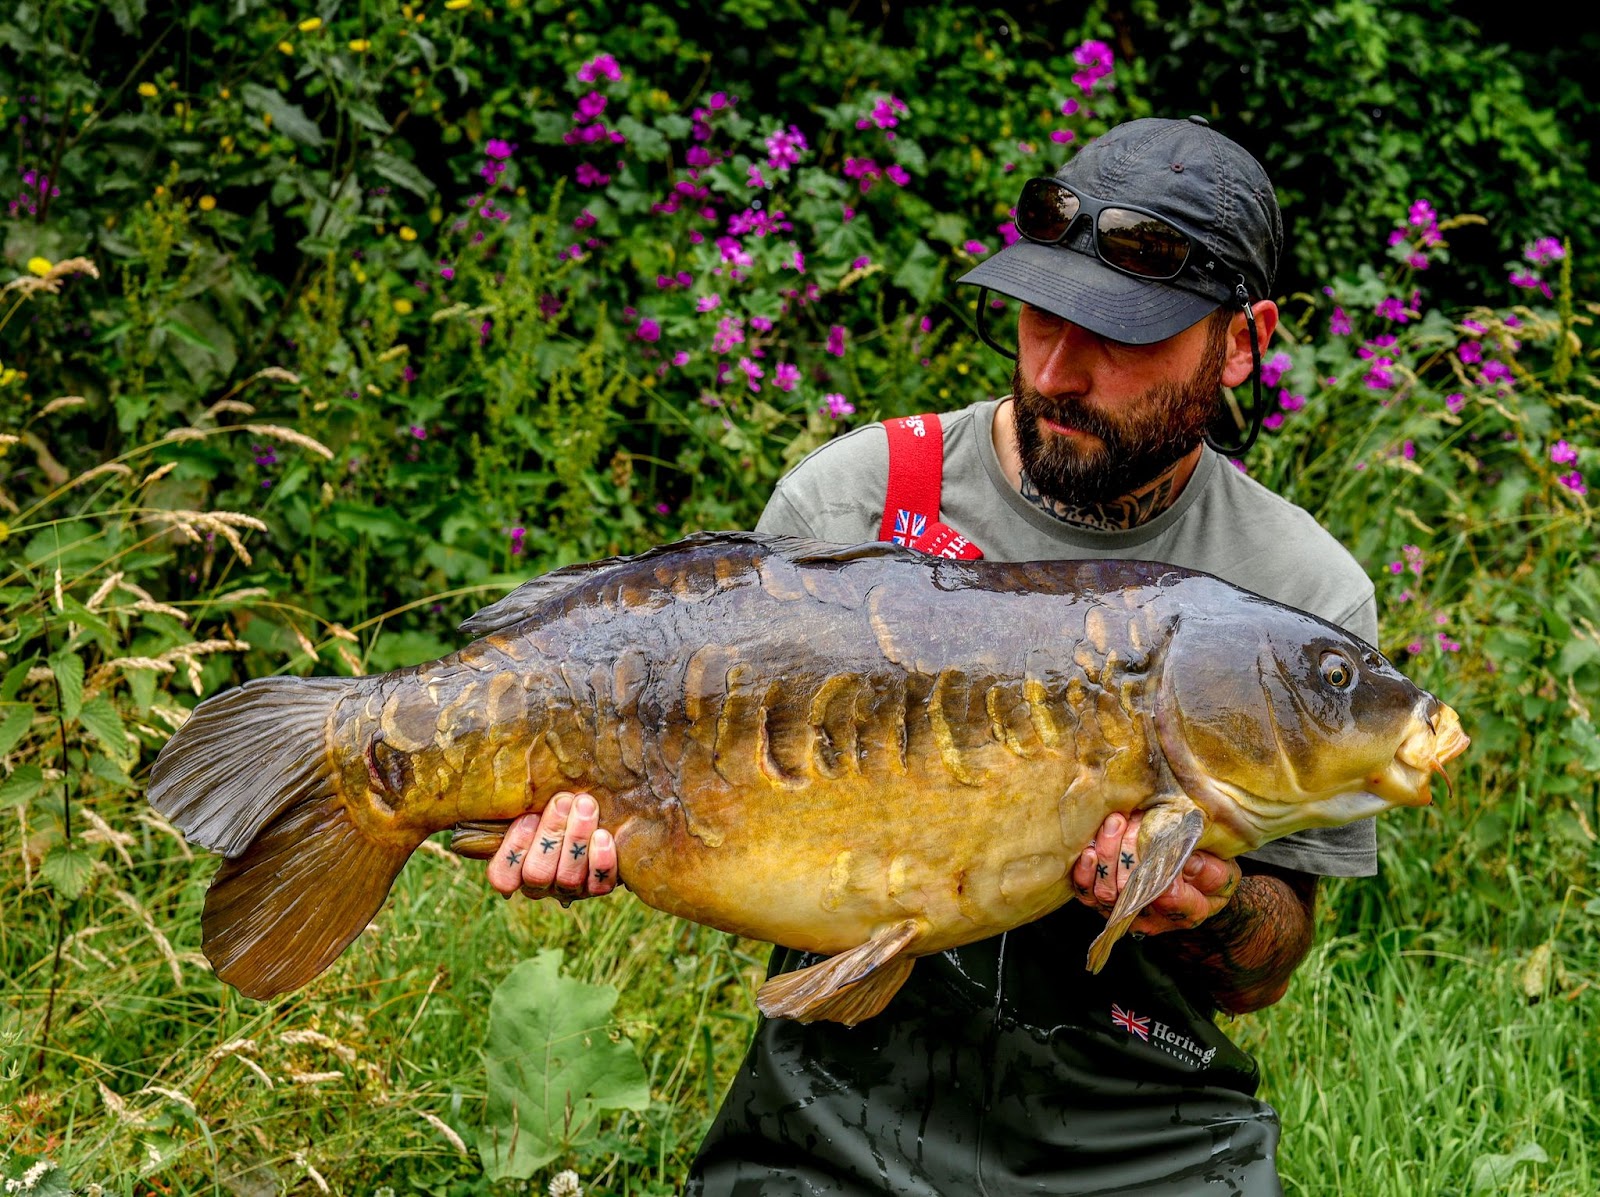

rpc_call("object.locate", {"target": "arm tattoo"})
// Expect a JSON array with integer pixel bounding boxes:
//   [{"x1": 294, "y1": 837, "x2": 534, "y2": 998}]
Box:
[{"x1": 1154, "y1": 868, "x2": 1318, "y2": 1015}]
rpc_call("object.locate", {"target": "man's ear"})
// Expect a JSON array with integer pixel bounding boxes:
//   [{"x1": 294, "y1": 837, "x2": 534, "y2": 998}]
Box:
[{"x1": 1221, "y1": 300, "x2": 1279, "y2": 389}]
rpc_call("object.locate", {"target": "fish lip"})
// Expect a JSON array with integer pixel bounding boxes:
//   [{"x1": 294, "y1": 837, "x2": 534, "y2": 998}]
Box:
[{"x1": 1382, "y1": 701, "x2": 1469, "y2": 806}]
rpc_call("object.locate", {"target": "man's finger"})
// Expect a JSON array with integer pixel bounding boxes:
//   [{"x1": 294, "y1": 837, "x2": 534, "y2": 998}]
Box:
[
  {"x1": 587, "y1": 829, "x2": 618, "y2": 896},
  {"x1": 1091, "y1": 813, "x2": 1124, "y2": 908},
  {"x1": 487, "y1": 812, "x2": 541, "y2": 896},
  {"x1": 553, "y1": 794, "x2": 599, "y2": 892},
  {"x1": 520, "y1": 792, "x2": 574, "y2": 891}
]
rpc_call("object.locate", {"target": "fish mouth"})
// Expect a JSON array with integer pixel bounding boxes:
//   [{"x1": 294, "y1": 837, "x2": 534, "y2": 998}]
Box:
[{"x1": 1370, "y1": 701, "x2": 1469, "y2": 807}]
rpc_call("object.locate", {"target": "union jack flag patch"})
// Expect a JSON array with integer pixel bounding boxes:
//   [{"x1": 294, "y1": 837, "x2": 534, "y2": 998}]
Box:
[
  {"x1": 891, "y1": 508, "x2": 927, "y2": 546},
  {"x1": 1111, "y1": 1003, "x2": 1151, "y2": 1041}
]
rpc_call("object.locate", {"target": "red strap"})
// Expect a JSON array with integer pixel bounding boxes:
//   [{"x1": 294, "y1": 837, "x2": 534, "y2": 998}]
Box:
[{"x1": 878, "y1": 414, "x2": 984, "y2": 560}]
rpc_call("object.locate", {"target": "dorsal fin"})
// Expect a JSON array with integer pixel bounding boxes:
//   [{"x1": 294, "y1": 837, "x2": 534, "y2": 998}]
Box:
[{"x1": 458, "y1": 531, "x2": 907, "y2": 637}]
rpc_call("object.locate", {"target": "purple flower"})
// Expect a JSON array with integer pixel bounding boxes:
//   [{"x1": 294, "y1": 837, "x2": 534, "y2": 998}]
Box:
[
  {"x1": 885, "y1": 164, "x2": 910, "y2": 186},
  {"x1": 1445, "y1": 393, "x2": 1465, "y2": 414},
  {"x1": 826, "y1": 326, "x2": 846, "y2": 356},
  {"x1": 766, "y1": 125, "x2": 808, "y2": 171},
  {"x1": 821, "y1": 392, "x2": 855, "y2": 418},
  {"x1": 1509, "y1": 269, "x2": 1552, "y2": 299},
  {"x1": 747, "y1": 164, "x2": 769, "y2": 189},
  {"x1": 410, "y1": 424, "x2": 427, "y2": 440},
  {"x1": 773, "y1": 362, "x2": 800, "y2": 392},
  {"x1": 1260, "y1": 351, "x2": 1292, "y2": 389},
  {"x1": 1457, "y1": 341, "x2": 1482, "y2": 365},
  {"x1": 1263, "y1": 413, "x2": 1285, "y2": 431},
  {"x1": 697, "y1": 293, "x2": 722, "y2": 313},
  {"x1": 672, "y1": 351, "x2": 691, "y2": 366},
  {"x1": 711, "y1": 315, "x2": 744, "y2": 354},
  {"x1": 1551, "y1": 439, "x2": 1579, "y2": 465},
  {"x1": 1480, "y1": 360, "x2": 1513, "y2": 387},
  {"x1": 1050, "y1": 130, "x2": 1075, "y2": 144},
  {"x1": 1330, "y1": 307, "x2": 1352, "y2": 336},
  {"x1": 963, "y1": 239, "x2": 989, "y2": 256},
  {"x1": 575, "y1": 92, "x2": 607, "y2": 122},
  {"x1": 575, "y1": 163, "x2": 611, "y2": 187},
  {"x1": 750, "y1": 315, "x2": 773, "y2": 332},
  {"x1": 486, "y1": 138, "x2": 514, "y2": 161},
  {"x1": 1071, "y1": 39, "x2": 1114, "y2": 93},
  {"x1": 737, "y1": 357, "x2": 764, "y2": 392},
  {"x1": 850, "y1": 255, "x2": 871, "y2": 270},
  {"x1": 1558, "y1": 471, "x2": 1587, "y2": 495},
  {"x1": 576, "y1": 53, "x2": 622, "y2": 83},
  {"x1": 636, "y1": 318, "x2": 661, "y2": 342},
  {"x1": 509, "y1": 526, "x2": 526, "y2": 556},
  {"x1": 1408, "y1": 199, "x2": 1436, "y2": 228},
  {"x1": 1376, "y1": 296, "x2": 1411, "y2": 323},
  {"x1": 440, "y1": 264, "x2": 455, "y2": 280},
  {"x1": 1278, "y1": 390, "x2": 1306, "y2": 413},
  {"x1": 1525, "y1": 236, "x2": 1564, "y2": 266},
  {"x1": 1363, "y1": 360, "x2": 1396, "y2": 390}
]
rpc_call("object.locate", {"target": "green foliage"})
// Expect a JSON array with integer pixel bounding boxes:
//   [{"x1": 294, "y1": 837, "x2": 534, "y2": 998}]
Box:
[
  {"x1": 479, "y1": 950, "x2": 651, "y2": 1179},
  {"x1": 0, "y1": 1, "x2": 1596, "y2": 1192}
]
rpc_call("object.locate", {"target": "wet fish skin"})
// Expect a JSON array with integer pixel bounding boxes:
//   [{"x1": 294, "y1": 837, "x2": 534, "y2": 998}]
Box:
[{"x1": 147, "y1": 532, "x2": 1467, "y2": 1021}]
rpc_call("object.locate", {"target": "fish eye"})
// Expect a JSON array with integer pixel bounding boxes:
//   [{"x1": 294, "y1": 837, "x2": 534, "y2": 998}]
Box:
[{"x1": 1319, "y1": 651, "x2": 1354, "y2": 689}]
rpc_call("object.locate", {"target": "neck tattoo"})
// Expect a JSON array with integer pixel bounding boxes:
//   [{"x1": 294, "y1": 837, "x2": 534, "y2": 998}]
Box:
[{"x1": 1018, "y1": 467, "x2": 1185, "y2": 532}]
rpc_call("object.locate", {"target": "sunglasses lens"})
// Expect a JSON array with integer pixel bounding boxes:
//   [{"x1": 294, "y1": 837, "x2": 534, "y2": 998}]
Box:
[
  {"x1": 1016, "y1": 179, "x2": 1080, "y2": 243},
  {"x1": 1096, "y1": 208, "x2": 1191, "y2": 279}
]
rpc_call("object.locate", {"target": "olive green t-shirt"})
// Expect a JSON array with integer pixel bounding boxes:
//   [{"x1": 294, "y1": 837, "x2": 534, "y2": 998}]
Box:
[{"x1": 756, "y1": 396, "x2": 1380, "y2": 877}]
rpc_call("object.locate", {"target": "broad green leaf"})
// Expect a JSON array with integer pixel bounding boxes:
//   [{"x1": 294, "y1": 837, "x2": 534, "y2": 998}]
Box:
[
  {"x1": 1, "y1": 658, "x2": 34, "y2": 700},
  {"x1": 42, "y1": 842, "x2": 95, "y2": 900},
  {"x1": 477, "y1": 950, "x2": 650, "y2": 1180},
  {"x1": 1468, "y1": 1141, "x2": 1548, "y2": 1194},
  {"x1": 371, "y1": 150, "x2": 435, "y2": 199},
  {"x1": 347, "y1": 101, "x2": 391, "y2": 134},
  {"x1": 48, "y1": 651, "x2": 85, "y2": 722},
  {"x1": 105, "y1": 0, "x2": 144, "y2": 33},
  {"x1": 240, "y1": 83, "x2": 325, "y2": 147},
  {"x1": 0, "y1": 704, "x2": 33, "y2": 757},
  {"x1": 0, "y1": 764, "x2": 44, "y2": 809},
  {"x1": 891, "y1": 238, "x2": 943, "y2": 304},
  {"x1": 77, "y1": 696, "x2": 132, "y2": 766}
]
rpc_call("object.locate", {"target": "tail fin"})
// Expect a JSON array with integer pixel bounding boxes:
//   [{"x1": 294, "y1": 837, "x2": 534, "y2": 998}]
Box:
[
  {"x1": 149, "y1": 676, "x2": 351, "y2": 858},
  {"x1": 203, "y1": 786, "x2": 420, "y2": 998},
  {"x1": 149, "y1": 675, "x2": 421, "y2": 998}
]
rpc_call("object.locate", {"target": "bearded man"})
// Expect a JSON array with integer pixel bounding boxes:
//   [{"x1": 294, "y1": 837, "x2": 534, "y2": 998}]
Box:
[{"x1": 490, "y1": 116, "x2": 1377, "y2": 1195}]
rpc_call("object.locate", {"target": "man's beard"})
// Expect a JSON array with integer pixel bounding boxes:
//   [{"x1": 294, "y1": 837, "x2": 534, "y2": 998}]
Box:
[{"x1": 1010, "y1": 325, "x2": 1228, "y2": 508}]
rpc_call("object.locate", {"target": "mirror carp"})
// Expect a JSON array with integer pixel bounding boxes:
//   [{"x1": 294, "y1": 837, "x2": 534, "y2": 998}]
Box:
[{"x1": 148, "y1": 532, "x2": 1468, "y2": 1024}]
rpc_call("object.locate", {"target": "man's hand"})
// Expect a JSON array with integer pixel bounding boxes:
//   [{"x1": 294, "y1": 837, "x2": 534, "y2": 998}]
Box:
[
  {"x1": 1070, "y1": 810, "x2": 1317, "y2": 1014},
  {"x1": 486, "y1": 791, "x2": 620, "y2": 903},
  {"x1": 1070, "y1": 811, "x2": 1242, "y2": 936}
]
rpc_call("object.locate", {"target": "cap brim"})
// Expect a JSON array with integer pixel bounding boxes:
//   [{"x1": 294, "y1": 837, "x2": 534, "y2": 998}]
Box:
[{"x1": 957, "y1": 240, "x2": 1219, "y2": 346}]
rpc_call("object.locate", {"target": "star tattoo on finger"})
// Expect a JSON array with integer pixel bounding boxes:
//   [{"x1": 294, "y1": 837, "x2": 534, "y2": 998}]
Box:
[
  {"x1": 505, "y1": 849, "x2": 523, "y2": 866},
  {"x1": 1096, "y1": 863, "x2": 1108, "y2": 879},
  {"x1": 569, "y1": 843, "x2": 587, "y2": 859},
  {"x1": 1120, "y1": 852, "x2": 1135, "y2": 868},
  {"x1": 594, "y1": 869, "x2": 610, "y2": 882},
  {"x1": 540, "y1": 837, "x2": 558, "y2": 852}
]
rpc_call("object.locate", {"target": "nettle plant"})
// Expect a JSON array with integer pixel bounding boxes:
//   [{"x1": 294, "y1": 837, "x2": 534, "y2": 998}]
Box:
[{"x1": 1246, "y1": 201, "x2": 1599, "y2": 820}]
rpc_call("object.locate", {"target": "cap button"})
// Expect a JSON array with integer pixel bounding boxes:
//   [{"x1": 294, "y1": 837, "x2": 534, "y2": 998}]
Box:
[{"x1": 1187, "y1": 114, "x2": 1210, "y2": 127}]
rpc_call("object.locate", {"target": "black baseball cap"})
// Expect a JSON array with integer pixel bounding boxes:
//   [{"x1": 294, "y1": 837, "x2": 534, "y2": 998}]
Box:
[{"x1": 957, "y1": 116, "x2": 1283, "y2": 345}]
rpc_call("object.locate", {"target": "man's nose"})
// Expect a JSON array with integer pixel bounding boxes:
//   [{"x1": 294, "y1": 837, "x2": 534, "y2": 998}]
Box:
[{"x1": 1029, "y1": 320, "x2": 1096, "y2": 396}]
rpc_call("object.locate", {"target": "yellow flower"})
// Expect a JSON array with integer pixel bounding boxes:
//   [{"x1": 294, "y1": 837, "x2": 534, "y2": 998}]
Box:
[
  {"x1": 198, "y1": 195, "x2": 217, "y2": 211},
  {"x1": 220, "y1": 134, "x2": 236, "y2": 152},
  {"x1": 353, "y1": 266, "x2": 367, "y2": 283},
  {"x1": 445, "y1": 0, "x2": 471, "y2": 9},
  {"x1": 348, "y1": 38, "x2": 370, "y2": 51},
  {"x1": 278, "y1": 40, "x2": 294, "y2": 54},
  {"x1": 398, "y1": 226, "x2": 417, "y2": 242},
  {"x1": 26, "y1": 256, "x2": 53, "y2": 277},
  {"x1": 297, "y1": 16, "x2": 322, "y2": 31},
  {"x1": 219, "y1": 87, "x2": 230, "y2": 99},
  {"x1": 173, "y1": 102, "x2": 186, "y2": 116},
  {"x1": 393, "y1": 297, "x2": 414, "y2": 315},
  {"x1": 137, "y1": 82, "x2": 159, "y2": 98}
]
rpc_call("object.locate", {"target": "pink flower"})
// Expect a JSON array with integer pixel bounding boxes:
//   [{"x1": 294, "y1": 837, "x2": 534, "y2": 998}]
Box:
[
  {"x1": 851, "y1": 255, "x2": 871, "y2": 270},
  {"x1": 746, "y1": 164, "x2": 769, "y2": 189},
  {"x1": 737, "y1": 357, "x2": 764, "y2": 391},
  {"x1": 1525, "y1": 236, "x2": 1564, "y2": 266},
  {"x1": 1050, "y1": 130, "x2": 1075, "y2": 144},
  {"x1": 1260, "y1": 351, "x2": 1292, "y2": 389},
  {"x1": 575, "y1": 163, "x2": 611, "y2": 187},
  {"x1": 885, "y1": 164, "x2": 910, "y2": 186},
  {"x1": 1330, "y1": 307, "x2": 1352, "y2": 335},
  {"x1": 826, "y1": 326, "x2": 846, "y2": 356},
  {"x1": 1558, "y1": 471, "x2": 1587, "y2": 495},
  {"x1": 1263, "y1": 413, "x2": 1285, "y2": 431},
  {"x1": 821, "y1": 392, "x2": 855, "y2": 418},
  {"x1": 766, "y1": 125, "x2": 808, "y2": 170},
  {"x1": 773, "y1": 362, "x2": 800, "y2": 392},
  {"x1": 636, "y1": 318, "x2": 661, "y2": 343},
  {"x1": 576, "y1": 53, "x2": 622, "y2": 83},
  {"x1": 485, "y1": 138, "x2": 514, "y2": 160},
  {"x1": 1481, "y1": 360, "x2": 1513, "y2": 387},
  {"x1": 1445, "y1": 393, "x2": 1465, "y2": 414},
  {"x1": 1457, "y1": 341, "x2": 1482, "y2": 365},
  {"x1": 697, "y1": 293, "x2": 721, "y2": 313},
  {"x1": 1551, "y1": 439, "x2": 1579, "y2": 465},
  {"x1": 1278, "y1": 390, "x2": 1306, "y2": 413},
  {"x1": 1376, "y1": 296, "x2": 1411, "y2": 323},
  {"x1": 963, "y1": 239, "x2": 989, "y2": 255},
  {"x1": 1071, "y1": 39, "x2": 1114, "y2": 93}
]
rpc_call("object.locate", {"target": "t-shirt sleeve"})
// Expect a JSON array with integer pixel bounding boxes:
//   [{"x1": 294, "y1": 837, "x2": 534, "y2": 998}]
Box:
[{"x1": 755, "y1": 424, "x2": 889, "y2": 543}]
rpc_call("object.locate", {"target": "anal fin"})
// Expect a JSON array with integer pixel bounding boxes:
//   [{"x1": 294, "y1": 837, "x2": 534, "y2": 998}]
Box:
[
  {"x1": 756, "y1": 918, "x2": 923, "y2": 1026},
  {"x1": 1086, "y1": 798, "x2": 1206, "y2": 974}
]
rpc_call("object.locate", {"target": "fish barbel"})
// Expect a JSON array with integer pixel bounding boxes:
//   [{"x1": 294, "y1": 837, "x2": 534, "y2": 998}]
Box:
[{"x1": 148, "y1": 532, "x2": 1468, "y2": 1024}]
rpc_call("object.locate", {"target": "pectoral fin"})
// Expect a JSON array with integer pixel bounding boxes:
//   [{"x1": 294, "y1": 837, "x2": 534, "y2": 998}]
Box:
[
  {"x1": 756, "y1": 918, "x2": 923, "y2": 1026},
  {"x1": 1086, "y1": 798, "x2": 1206, "y2": 974}
]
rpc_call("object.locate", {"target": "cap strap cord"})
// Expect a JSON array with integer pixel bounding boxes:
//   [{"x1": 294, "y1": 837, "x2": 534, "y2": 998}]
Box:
[
  {"x1": 974, "y1": 288, "x2": 1018, "y2": 361},
  {"x1": 1203, "y1": 279, "x2": 1265, "y2": 457}
]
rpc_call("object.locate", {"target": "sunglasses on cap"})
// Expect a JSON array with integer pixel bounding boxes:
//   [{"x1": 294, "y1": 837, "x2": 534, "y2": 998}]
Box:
[{"x1": 1014, "y1": 176, "x2": 1234, "y2": 294}]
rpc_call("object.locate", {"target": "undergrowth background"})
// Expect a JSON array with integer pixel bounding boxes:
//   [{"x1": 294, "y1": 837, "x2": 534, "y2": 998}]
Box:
[{"x1": 2, "y1": 1, "x2": 1597, "y2": 1192}]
